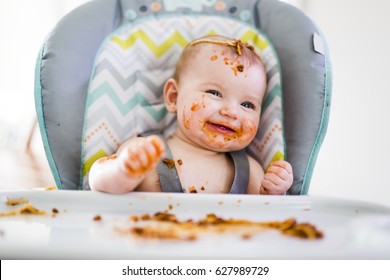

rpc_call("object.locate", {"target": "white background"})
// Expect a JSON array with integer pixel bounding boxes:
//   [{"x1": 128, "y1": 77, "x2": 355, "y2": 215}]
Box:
[{"x1": 0, "y1": 0, "x2": 389, "y2": 206}]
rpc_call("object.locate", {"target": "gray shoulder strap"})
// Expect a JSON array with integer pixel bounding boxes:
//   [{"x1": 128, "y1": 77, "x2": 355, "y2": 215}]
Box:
[
  {"x1": 156, "y1": 136, "x2": 184, "y2": 193},
  {"x1": 229, "y1": 150, "x2": 249, "y2": 194}
]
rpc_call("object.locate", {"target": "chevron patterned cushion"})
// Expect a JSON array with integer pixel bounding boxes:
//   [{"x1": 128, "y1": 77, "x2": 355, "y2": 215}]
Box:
[{"x1": 81, "y1": 15, "x2": 285, "y2": 189}]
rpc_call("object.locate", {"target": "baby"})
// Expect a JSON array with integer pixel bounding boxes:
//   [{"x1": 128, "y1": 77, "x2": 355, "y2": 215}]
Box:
[{"x1": 89, "y1": 35, "x2": 293, "y2": 194}]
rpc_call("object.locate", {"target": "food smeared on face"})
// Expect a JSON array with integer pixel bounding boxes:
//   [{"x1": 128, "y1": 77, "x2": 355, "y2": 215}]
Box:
[
  {"x1": 200, "y1": 118, "x2": 257, "y2": 149},
  {"x1": 194, "y1": 38, "x2": 259, "y2": 77}
]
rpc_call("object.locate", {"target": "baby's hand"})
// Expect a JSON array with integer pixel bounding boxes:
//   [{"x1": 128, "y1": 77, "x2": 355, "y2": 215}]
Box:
[
  {"x1": 260, "y1": 160, "x2": 293, "y2": 195},
  {"x1": 119, "y1": 135, "x2": 165, "y2": 177}
]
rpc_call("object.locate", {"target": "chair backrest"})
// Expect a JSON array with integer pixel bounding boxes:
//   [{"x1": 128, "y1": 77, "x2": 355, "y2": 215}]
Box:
[{"x1": 35, "y1": 0, "x2": 332, "y2": 194}]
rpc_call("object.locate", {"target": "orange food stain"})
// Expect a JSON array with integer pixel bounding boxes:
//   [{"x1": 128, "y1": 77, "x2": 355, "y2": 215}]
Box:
[
  {"x1": 210, "y1": 55, "x2": 218, "y2": 61},
  {"x1": 182, "y1": 107, "x2": 191, "y2": 129},
  {"x1": 97, "y1": 154, "x2": 117, "y2": 163},
  {"x1": 191, "y1": 103, "x2": 201, "y2": 111}
]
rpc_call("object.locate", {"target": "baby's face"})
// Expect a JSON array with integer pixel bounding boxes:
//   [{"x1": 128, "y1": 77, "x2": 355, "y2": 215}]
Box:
[{"x1": 175, "y1": 46, "x2": 267, "y2": 152}]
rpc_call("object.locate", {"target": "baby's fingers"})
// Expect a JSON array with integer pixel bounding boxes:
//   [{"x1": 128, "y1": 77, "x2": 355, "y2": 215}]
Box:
[
  {"x1": 146, "y1": 135, "x2": 165, "y2": 159},
  {"x1": 269, "y1": 160, "x2": 292, "y2": 174},
  {"x1": 267, "y1": 161, "x2": 293, "y2": 181},
  {"x1": 124, "y1": 136, "x2": 165, "y2": 176},
  {"x1": 260, "y1": 174, "x2": 285, "y2": 195}
]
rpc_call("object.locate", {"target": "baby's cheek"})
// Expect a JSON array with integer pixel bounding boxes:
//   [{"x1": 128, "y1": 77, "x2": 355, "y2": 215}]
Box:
[
  {"x1": 182, "y1": 106, "x2": 191, "y2": 129},
  {"x1": 239, "y1": 119, "x2": 258, "y2": 143},
  {"x1": 190, "y1": 94, "x2": 206, "y2": 112}
]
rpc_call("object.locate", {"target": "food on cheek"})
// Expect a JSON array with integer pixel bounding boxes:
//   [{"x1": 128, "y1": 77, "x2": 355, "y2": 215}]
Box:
[
  {"x1": 191, "y1": 103, "x2": 201, "y2": 111},
  {"x1": 237, "y1": 119, "x2": 257, "y2": 144}
]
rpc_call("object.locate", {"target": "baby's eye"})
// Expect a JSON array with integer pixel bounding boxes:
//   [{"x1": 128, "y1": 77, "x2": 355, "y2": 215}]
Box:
[
  {"x1": 241, "y1": 101, "x2": 256, "y2": 110},
  {"x1": 205, "y1": 89, "x2": 222, "y2": 97}
]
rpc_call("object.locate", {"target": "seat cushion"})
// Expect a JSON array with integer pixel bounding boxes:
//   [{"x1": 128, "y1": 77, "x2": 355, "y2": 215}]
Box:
[{"x1": 81, "y1": 15, "x2": 285, "y2": 189}]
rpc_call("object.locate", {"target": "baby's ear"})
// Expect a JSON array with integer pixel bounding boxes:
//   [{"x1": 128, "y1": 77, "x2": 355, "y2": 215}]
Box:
[{"x1": 163, "y1": 78, "x2": 178, "y2": 113}]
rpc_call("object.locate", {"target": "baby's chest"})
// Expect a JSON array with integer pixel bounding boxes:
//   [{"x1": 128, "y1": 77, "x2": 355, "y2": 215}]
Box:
[{"x1": 175, "y1": 156, "x2": 235, "y2": 194}]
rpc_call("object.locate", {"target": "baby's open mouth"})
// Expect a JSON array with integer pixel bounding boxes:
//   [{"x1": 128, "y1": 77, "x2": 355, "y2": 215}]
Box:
[{"x1": 207, "y1": 122, "x2": 236, "y2": 134}]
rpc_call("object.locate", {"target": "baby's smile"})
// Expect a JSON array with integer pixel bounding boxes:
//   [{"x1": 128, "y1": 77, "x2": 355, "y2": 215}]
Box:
[{"x1": 205, "y1": 121, "x2": 237, "y2": 134}]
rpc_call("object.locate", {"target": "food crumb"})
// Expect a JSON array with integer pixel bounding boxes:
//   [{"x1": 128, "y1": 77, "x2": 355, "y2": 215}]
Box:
[
  {"x1": 177, "y1": 159, "x2": 183, "y2": 165},
  {"x1": 162, "y1": 158, "x2": 175, "y2": 169},
  {"x1": 168, "y1": 204, "x2": 173, "y2": 210},
  {"x1": 45, "y1": 186, "x2": 57, "y2": 191},
  {"x1": 200, "y1": 186, "x2": 205, "y2": 191},
  {"x1": 189, "y1": 186, "x2": 197, "y2": 193},
  {"x1": 52, "y1": 208, "x2": 59, "y2": 214},
  {"x1": 242, "y1": 233, "x2": 252, "y2": 240},
  {"x1": 93, "y1": 215, "x2": 102, "y2": 221},
  {"x1": 130, "y1": 215, "x2": 139, "y2": 222},
  {"x1": 141, "y1": 214, "x2": 151, "y2": 220},
  {"x1": 6, "y1": 198, "x2": 29, "y2": 206}
]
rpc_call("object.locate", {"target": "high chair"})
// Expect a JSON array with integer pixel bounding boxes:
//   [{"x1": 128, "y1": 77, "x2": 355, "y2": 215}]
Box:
[{"x1": 35, "y1": 0, "x2": 332, "y2": 194}]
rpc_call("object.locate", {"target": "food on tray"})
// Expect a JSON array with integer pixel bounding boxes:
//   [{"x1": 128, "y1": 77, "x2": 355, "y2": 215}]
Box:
[
  {"x1": 115, "y1": 212, "x2": 323, "y2": 241},
  {"x1": 1, "y1": 197, "x2": 46, "y2": 217},
  {"x1": 6, "y1": 198, "x2": 29, "y2": 206},
  {"x1": 93, "y1": 215, "x2": 102, "y2": 221},
  {"x1": 0, "y1": 203, "x2": 46, "y2": 217}
]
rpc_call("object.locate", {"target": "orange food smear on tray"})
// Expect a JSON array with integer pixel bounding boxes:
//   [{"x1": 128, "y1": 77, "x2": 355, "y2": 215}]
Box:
[{"x1": 115, "y1": 212, "x2": 324, "y2": 241}]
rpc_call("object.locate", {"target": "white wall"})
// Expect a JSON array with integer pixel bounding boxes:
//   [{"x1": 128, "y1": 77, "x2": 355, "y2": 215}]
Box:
[
  {"x1": 302, "y1": 0, "x2": 390, "y2": 206},
  {"x1": 0, "y1": 0, "x2": 90, "y2": 125}
]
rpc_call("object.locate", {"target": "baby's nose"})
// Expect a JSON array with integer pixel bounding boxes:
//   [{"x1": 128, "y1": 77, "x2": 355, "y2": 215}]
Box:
[{"x1": 220, "y1": 106, "x2": 239, "y2": 120}]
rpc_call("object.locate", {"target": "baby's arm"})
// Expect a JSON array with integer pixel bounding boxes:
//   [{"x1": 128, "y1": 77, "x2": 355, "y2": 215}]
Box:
[
  {"x1": 89, "y1": 135, "x2": 165, "y2": 193},
  {"x1": 260, "y1": 160, "x2": 293, "y2": 195}
]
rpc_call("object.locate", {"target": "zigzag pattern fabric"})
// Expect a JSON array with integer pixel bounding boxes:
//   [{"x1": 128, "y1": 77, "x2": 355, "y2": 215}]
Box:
[{"x1": 81, "y1": 15, "x2": 285, "y2": 190}]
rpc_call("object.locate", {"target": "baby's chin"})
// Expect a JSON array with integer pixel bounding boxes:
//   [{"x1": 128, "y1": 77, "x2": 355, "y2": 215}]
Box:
[{"x1": 199, "y1": 138, "x2": 250, "y2": 153}]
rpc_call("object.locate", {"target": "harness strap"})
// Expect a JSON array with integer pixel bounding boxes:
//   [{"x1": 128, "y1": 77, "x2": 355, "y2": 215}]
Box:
[{"x1": 156, "y1": 136, "x2": 183, "y2": 192}]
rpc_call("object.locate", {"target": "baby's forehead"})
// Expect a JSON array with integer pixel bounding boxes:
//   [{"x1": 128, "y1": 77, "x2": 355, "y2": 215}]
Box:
[{"x1": 191, "y1": 42, "x2": 235, "y2": 57}]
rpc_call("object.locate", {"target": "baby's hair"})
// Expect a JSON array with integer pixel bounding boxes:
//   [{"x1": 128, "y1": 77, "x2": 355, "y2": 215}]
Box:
[{"x1": 173, "y1": 35, "x2": 264, "y2": 83}]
